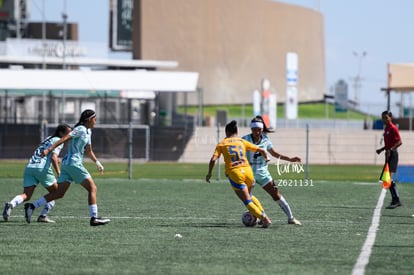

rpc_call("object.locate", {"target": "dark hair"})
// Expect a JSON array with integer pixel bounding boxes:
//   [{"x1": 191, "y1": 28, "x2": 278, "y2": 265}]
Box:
[
  {"x1": 75, "y1": 109, "x2": 96, "y2": 128},
  {"x1": 381, "y1": 110, "x2": 392, "y2": 117},
  {"x1": 225, "y1": 120, "x2": 238, "y2": 136},
  {"x1": 251, "y1": 115, "x2": 274, "y2": 134},
  {"x1": 52, "y1": 124, "x2": 71, "y2": 138},
  {"x1": 43, "y1": 124, "x2": 71, "y2": 143}
]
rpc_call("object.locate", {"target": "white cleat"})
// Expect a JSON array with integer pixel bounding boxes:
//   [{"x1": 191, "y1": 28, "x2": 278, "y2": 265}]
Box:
[
  {"x1": 288, "y1": 218, "x2": 302, "y2": 225},
  {"x1": 37, "y1": 215, "x2": 56, "y2": 223}
]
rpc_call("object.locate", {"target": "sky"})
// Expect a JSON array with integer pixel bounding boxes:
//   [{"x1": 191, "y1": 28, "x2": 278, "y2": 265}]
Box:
[
  {"x1": 29, "y1": 0, "x2": 414, "y2": 116},
  {"x1": 282, "y1": 0, "x2": 414, "y2": 117}
]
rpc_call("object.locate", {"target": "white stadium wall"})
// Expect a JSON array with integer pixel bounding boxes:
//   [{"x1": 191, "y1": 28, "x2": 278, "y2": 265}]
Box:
[{"x1": 180, "y1": 127, "x2": 414, "y2": 166}]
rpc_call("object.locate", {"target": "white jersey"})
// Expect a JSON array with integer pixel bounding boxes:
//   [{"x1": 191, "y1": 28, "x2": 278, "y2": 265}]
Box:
[
  {"x1": 242, "y1": 133, "x2": 273, "y2": 171},
  {"x1": 62, "y1": 125, "x2": 91, "y2": 166},
  {"x1": 26, "y1": 136, "x2": 64, "y2": 170}
]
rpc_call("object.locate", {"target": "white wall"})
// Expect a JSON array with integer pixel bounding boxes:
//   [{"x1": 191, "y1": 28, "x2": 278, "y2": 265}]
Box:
[{"x1": 180, "y1": 127, "x2": 414, "y2": 165}]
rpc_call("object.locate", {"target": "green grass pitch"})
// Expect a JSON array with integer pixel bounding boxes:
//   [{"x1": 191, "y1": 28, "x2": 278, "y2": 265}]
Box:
[{"x1": 1, "y1": 162, "x2": 414, "y2": 274}]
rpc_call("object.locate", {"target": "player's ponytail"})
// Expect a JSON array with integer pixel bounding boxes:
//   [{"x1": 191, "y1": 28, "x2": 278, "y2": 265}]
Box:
[
  {"x1": 225, "y1": 120, "x2": 238, "y2": 137},
  {"x1": 41, "y1": 124, "x2": 71, "y2": 147},
  {"x1": 52, "y1": 124, "x2": 71, "y2": 138},
  {"x1": 74, "y1": 109, "x2": 96, "y2": 128}
]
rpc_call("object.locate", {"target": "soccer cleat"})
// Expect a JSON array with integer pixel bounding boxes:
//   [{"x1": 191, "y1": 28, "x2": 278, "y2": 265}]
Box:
[
  {"x1": 37, "y1": 215, "x2": 56, "y2": 223},
  {"x1": 3, "y1": 203, "x2": 12, "y2": 221},
  {"x1": 261, "y1": 216, "x2": 272, "y2": 228},
  {"x1": 90, "y1": 217, "x2": 110, "y2": 226},
  {"x1": 24, "y1": 203, "x2": 35, "y2": 224},
  {"x1": 288, "y1": 218, "x2": 302, "y2": 225},
  {"x1": 386, "y1": 202, "x2": 402, "y2": 209}
]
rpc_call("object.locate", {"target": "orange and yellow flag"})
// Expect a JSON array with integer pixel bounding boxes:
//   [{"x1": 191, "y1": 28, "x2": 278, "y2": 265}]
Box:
[{"x1": 380, "y1": 162, "x2": 391, "y2": 189}]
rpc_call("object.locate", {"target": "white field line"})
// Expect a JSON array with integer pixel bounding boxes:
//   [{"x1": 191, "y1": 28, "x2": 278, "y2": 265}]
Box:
[{"x1": 351, "y1": 187, "x2": 386, "y2": 275}]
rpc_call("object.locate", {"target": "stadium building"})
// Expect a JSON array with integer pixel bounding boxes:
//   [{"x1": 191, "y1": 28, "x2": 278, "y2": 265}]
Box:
[
  {"x1": 132, "y1": 0, "x2": 325, "y2": 107},
  {"x1": 0, "y1": 0, "x2": 326, "y2": 161}
]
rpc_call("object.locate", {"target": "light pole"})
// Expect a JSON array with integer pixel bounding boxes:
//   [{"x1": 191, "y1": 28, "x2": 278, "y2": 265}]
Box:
[
  {"x1": 352, "y1": 51, "x2": 367, "y2": 109},
  {"x1": 60, "y1": 0, "x2": 68, "y2": 124},
  {"x1": 62, "y1": 0, "x2": 68, "y2": 70}
]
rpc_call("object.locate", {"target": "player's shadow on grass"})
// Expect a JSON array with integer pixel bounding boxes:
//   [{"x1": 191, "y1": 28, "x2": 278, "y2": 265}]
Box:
[
  {"x1": 188, "y1": 223, "x2": 276, "y2": 229},
  {"x1": 1, "y1": 220, "x2": 34, "y2": 226},
  {"x1": 158, "y1": 223, "x2": 245, "y2": 228}
]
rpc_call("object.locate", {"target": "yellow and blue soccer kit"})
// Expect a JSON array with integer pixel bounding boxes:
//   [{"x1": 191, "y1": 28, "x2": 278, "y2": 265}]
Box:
[{"x1": 213, "y1": 137, "x2": 266, "y2": 219}]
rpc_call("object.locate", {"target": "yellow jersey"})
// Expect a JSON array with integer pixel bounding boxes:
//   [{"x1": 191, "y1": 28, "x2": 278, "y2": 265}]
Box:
[{"x1": 213, "y1": 137, "x2": 259, "y2": 175}]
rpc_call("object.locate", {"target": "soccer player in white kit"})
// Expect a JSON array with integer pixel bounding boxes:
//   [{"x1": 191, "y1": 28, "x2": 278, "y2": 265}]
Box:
[
  {"x1": 24, "y1": 109, "x2": 110, "y2": 226},
  {"x1": 3, "y1": 124, "x2": 71, "y2": 223},
  {"x1": 243, "y1": 116, "x2": 302, "y2": 225}
]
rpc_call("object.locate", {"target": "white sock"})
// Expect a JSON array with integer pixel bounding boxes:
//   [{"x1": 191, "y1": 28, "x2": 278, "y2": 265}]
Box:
[
  {"x1": 277, "y1": 196, "x2": 294, "y2": 220},
  {"x1": 40, "y1": 200, "x2": 55, "y2": 216},
  {"x1": 33, "y1": 196, "x2": 47, "y2": 209},
  {"x1": 89, "y1": 204, "x2": 98, "y2": 218},
  {"x1": 10, "y1": 195, "x2": 24, "y2": 208}
]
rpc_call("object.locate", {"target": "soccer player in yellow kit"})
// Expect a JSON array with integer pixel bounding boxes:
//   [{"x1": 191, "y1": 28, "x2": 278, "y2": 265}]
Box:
[{"x1": 206, "y1": 120, "x2": 272, "y2": 228}]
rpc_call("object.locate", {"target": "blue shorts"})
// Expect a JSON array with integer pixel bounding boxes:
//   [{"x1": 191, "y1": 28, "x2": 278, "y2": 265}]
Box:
[
  {"x1": 254, "y1": 167, "x2": 273, "y2": 187},
  {"x1": 23, "y1": 167, "x2": 56, "y2": 188},
  {"x1": 58, "y1": 164, "x2": 91, "y2": 184}
]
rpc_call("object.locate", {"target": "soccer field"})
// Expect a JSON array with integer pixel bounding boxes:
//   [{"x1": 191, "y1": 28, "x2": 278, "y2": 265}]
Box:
[{"x1": 1, "y1": 164, "x2": 414, "y2": 274}]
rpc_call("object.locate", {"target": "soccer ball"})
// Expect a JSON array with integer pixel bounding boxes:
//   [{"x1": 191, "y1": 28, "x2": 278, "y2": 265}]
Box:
[{"x1": 242, "y1": 211, "x2": 258, "y2": 227}]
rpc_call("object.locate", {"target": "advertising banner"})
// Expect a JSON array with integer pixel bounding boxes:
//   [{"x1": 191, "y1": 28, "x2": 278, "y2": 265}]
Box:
[
  {"x1": 110, "y1": 0, "x2": 133, "y2": 51},
  {"x1": 285, "y1": 52, "x2": 298, "y2": 119},
  {"x1": 334, "y1": 79, "x2": 348, "y2": 112}
]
